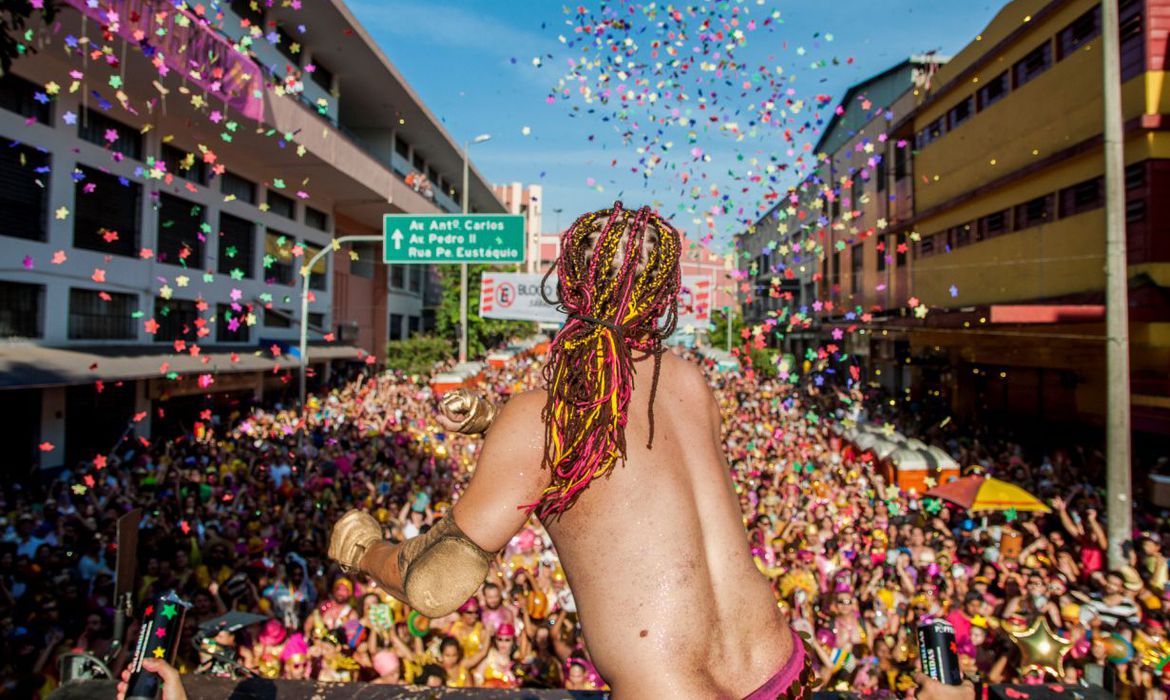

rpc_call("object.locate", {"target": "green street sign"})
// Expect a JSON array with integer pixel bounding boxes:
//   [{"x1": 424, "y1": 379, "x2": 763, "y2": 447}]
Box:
[{"x1": 382, "y1": 214, "x2": 526, "y2": 264}]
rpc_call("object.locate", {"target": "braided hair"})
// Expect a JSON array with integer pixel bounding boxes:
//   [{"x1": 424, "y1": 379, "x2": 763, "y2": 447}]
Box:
[{"x1": 524, "y1": 202, "x2": 682, "y2": 520}]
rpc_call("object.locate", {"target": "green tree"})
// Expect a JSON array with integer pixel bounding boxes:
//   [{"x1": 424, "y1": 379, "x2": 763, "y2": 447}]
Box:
[
  {"x1": 1, "y1": 1, "x2": 57, "y2": 76},
  {"x1": 434, "y1": 265, "x2": 538, "y2": 359},
  {"x1": 384, "y1": 335, "x2": 453, "y2": 377},
  {"x1": 707, "y1": 308, "x2": 746, "y2": 351},
  {"x1": 747, "y1": 346, "x2": 780, "y2": 379}
]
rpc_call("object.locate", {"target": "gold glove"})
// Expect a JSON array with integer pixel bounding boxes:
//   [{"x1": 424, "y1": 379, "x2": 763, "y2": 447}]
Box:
[{"x1": 441, "y1": 389, "x2": 498, "y2": 435}]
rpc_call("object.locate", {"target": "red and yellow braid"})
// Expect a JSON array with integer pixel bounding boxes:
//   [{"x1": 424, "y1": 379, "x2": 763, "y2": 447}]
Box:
[{"x1": 523, "y1": 202, "x2": 682, "y2": 520}]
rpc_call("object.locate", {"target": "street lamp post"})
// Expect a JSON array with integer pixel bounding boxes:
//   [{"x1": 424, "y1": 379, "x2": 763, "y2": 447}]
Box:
[
  {"x1": 298, "y1": 234, "x2": 384, "y2": 447},
  {"x1": 459, "y1": 133, "x2": 491, "y2": 364}
]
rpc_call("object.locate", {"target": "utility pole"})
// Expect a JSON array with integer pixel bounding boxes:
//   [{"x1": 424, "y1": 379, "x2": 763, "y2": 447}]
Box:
[
  {"x1": 1102, "y1": 0, "x2": 1132, "y2": 569},
  {"x1": 459, "y1": 134, "x2": 491, "y2": 363}
]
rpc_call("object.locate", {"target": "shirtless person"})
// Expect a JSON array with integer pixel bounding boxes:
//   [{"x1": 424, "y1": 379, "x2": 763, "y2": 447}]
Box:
[{"x1": 329, "y1": 203, "x2": 810, "y2": 698}]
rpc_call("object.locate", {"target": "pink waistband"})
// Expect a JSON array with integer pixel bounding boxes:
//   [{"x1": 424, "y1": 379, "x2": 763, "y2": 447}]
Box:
[{"x1": 743, "y1": 628, "x2": 807, "y2": 700}]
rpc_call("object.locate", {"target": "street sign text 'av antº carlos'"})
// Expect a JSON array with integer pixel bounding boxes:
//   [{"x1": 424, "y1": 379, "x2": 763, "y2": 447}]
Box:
[{"x1": 382, "y1": 214, "x2": 526, "y2": 264}]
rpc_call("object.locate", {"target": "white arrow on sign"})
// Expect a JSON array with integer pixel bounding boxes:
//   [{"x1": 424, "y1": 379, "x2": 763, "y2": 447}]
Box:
[{"x1": 391, "y1": 229, "x2": 404, "y2": 250}]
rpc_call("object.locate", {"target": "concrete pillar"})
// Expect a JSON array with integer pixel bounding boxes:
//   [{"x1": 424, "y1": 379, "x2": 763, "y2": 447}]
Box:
[
  {"x1": 134, "y1": 379, "x2": 152, "y2": 439},
  {"x1": 39, "y1": 387, "x2": 66, "y2": 469}
]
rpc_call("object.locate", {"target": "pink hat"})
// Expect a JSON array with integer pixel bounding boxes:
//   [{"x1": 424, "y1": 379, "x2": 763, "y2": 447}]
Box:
[
  {"x1": 259, "y1": 619, "x2": 287, "y2": 646},
  {"x1": 373, "y1": 650, "x2": 400, "y2": 677},
  {"x1": 279, "y1": 633, "x2": 308, "y2": 660},
  {"x1": 458, "y1": 597, "x2": 480, "y2": 614},
  {"x1": 497, "y1": 623, "x2": 516, "y2": 638}
]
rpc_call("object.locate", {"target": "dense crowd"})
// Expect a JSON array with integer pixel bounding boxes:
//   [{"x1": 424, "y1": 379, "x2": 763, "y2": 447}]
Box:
[{"x1": 2, "y1": 345, "x2": 1169, "y2": 698}]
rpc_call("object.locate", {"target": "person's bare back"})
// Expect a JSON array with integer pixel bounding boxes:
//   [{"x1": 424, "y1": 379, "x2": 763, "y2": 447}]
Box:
[{"x1": 534, "y1": 350, "x2": 794, "y2": 698}]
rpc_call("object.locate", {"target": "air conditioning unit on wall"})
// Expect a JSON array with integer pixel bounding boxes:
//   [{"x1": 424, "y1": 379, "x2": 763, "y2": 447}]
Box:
[{"x1": 337, "y1": 321, "x2": 359, "y2": 344}]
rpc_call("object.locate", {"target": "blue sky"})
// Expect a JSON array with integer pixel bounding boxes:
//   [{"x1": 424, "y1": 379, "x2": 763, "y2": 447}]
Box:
[{"x1": 347, "y1": 1, "x2": 1006, "y2": 252}]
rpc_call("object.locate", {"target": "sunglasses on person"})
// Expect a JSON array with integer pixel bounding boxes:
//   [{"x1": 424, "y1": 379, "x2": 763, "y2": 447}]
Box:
[{"x1": 497, "y1": 636, "x2": 514, "y2": 642}]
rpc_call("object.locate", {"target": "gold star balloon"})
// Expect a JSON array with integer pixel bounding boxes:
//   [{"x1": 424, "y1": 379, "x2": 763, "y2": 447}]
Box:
[{"x1": 1006, "y1": 617, "x2": 1072, "y2": 678}]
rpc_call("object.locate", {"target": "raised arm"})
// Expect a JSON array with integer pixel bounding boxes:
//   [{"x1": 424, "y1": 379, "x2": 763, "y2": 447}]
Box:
[
  {"x1": 330, "y1": 390, "x2": 548, "y2": 618},
  {"x1": 1051, "y1": 497, "x2": 1084, "y2": 538}
]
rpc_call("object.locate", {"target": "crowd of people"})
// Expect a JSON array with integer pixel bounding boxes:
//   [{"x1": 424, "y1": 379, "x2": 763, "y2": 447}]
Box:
[{"x1": 2, "y1": 343, "x2": 1169, "y2": 698}]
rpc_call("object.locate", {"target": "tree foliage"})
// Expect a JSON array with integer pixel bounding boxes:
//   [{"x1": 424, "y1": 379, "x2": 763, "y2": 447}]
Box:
[
  {"x1": 433, "y1": 265, "x2": 538, "y2": 359},
  {"x1": 384, "y1": 335, "x2": 452, "y2": 377},
  {"x1": 707, "y1": 308, "x2": 746, "y2": 351},
  {"x1": 747, "y1": 347, "x2": 780, "y2": 379},
  {"x1": 0, "y1": 0, "x2": 57, "y2": 77}
]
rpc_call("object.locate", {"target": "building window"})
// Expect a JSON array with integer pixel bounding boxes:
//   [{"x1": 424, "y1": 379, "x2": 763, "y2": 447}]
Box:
[
  {"x1": 264, "y1": 231, "x2": 296, "y2": 285},
  {"x1": 850, "y1": 244, "x2": 863, "y2": 294},
  {"x1": 274, "y1": 27, "x2": 301, "y2": 66},
  {"x1": 831, "y1": 251, "x2": 841, "y2": 286},
  {"x1": 918, "y1": 234, "x2": 937, "y2": 258},
  {"x1": 954, "y1": 222, "x2": 974, "y2": 248},
  {"x1": 976, "y1": 71, "x2": 1010, "y2": 110},
  {"x1": 1126, "y1": 198, "x2": 1147, "y2": 223},
  {"x1": 1012, "y1": 41, "x2": 1053, "y2": 89},
  {"x1": 408, "y1": 265, "x2": 422, "y2": 293},
  {"x1": 267, "y1": 189, "x2": 295, "y2": 219},
  {"x1": 153, "y1": 297, "x2": 199, "y2": 343},
  {"x1": 263, "y1": 308, "x2": 293, "y2": 328},
  {"x1": 876, "y1": 237, "x2": 887, "y2": 272},
  {"x1": 78, "y1": 108, "x2": 143, "y2": 161},
  {"x1": 309, "y1": 59, "x2": 333, "y2": 92},
  {"x1": 0, "y1": 281, "x2": 43, "y2": 338},
  {"x1": 948, "y1": 95, "x2": 974, "y2": 129},
  {"x1": 69, "y1": 288, "x2": 137, "y2": 340},
  {"x1": 308, "y1": 312, "x2": 325, "y2": 328},
  {"x1": 408, "y1": 316, "x2": 420, "y2": 337},
  {"x1": 412, "y1": 150, "x2": 424, "y2": 171},
  {"x1": 0, "y1": 71, "x2": 51, "y2": 124},
  {"x1": 222, "y1": 171, "x2": 256, "y2": 204},
  {"x1": 0, "y1": 138, "x2": 49, "y2": 241},
  {"x1": 849, "y1": 175, "x2": 863, "y2": 210},
  {"x1": 896, "y1": 234, "x2": 907, "y2": 267},
  {"x1": 390, "y1": 264, "x2": 405, "y2": 289},
  {"x1": 305, "y1": 206, "x2": 329, "y2": 231},
  {"x1": 1059, "y1": 177, "x2": 1104, "y2": 217},
  {"x1": 916, "y1": 116, "x2": 947, "y2": 149},
  {"x1": 350, "y1": 241, "x2": 376, "y2": 278},
  {"x1": 304, "y1": 241, "x2": 326, "y2": 291},
  {"x1": 1014, "y1": 194, "x2": 1054, "y2": 230},
  {"x1": 74, "y1": 165, "x2": 141, "y2": 257},
  {"x1": 980, "y1": 210, "x2": 1010, "y2": 240},
  {"x1": 218, "y1": 212, "x2": 255, "y2": 278},
  {"x1": 156, "y1": 193, "x2": 205, "y2": 267},
  {"x1": 215, "y1": 303, "x2": 251, "y2": 343},
  {"x1": 1125, "y1": 162, "x2": 1147, "y2": 190},
  {"x1": 1057, "y1": 6, "x2": 1101, "y2": 59},
  {"x1": 876, "y1": 154, "x2": 887, "y2": 193},
  {"x1": 1119, "y1": 0, "x2": 1145, "y2": 81},
  {"x1": 894, "y1": 145, "x2": 909, "y2": 180},
  {"x1": 160, "y1": 143, "x2": 208, "y2": 185},
  {"x1": 389, "y1": 312, "x2": 404, "y2": 341}
]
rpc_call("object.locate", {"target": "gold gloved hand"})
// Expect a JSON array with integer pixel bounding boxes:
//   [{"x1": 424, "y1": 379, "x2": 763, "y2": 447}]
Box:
[{"x1": 439, "y1": 389, "x2": 498, "y2": 435}]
